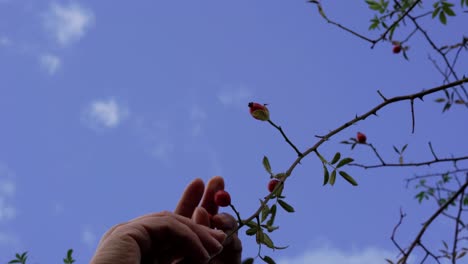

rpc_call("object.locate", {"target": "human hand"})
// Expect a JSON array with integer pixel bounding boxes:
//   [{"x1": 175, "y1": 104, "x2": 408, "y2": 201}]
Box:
[
  {"x1": 175, "y1": 176, "x2": 242, "y2": 264},
  {"x1": 89, "y1": 210, "x2": 226, "y2": 264}
]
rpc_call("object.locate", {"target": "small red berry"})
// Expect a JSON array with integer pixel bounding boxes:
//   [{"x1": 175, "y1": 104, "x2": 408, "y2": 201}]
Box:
[
  {"x1": 214, "y1": 190, "x2": 231, "y2": 207},
  {"x1": 268, "y1": 179, "x2": 280, "y2": 192},
  {"x1": 248, "y1": 102, "x2": 270, "y2": 121},
  {"x1": 393, "y1": 45, "x2": 402, "y2": 54},
  {"x1": 357, "y1": 132, "x2": 367, "y2": 144}
]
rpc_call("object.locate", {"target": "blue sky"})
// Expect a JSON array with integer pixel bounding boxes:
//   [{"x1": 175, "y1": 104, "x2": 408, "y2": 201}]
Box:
[{"x1": 0, "y1": 1, "x2": 467, "y2": 263}]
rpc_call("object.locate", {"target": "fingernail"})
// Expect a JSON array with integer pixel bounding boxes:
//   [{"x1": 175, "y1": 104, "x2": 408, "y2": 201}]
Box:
[
  {"x1": 209, "y1": 229, "x2": 226, "y2": 243},
  {"x1": 215, "y1": 246, "x2": 224, "y2": 256}
]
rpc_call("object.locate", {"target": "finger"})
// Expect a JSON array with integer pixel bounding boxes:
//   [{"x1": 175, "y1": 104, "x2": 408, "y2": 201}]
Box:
[
  {"x1": 132, "y1": 212, "x2": 224, "y2": 263},
  {"x1": 130, "y1": 212, "x2": 226, "y2": 244},
  {"x1": 193, "y1": 207, "x2": 211, "y2": 227},
  {"x1": 170, "y1": 212, "x2": 226, "y2": 244},
  {"x1": 211, "y1": 213, "x2": 238, "y2": 232},
  {"x1": 211, "y1": 213, "x2": 243, "y2": 263},
  {"x1": 95, "y1": 222, "x2": 128, "y2": 248},
  {"x1": 174, "y1": 178, "x2": 205, "y2": 218},
  {"x1": 200, "y1": 176, "x2": 225, "y2": 215},
  {"x1": 212, "y1": 213, "x2": 242, "y2": 250}
]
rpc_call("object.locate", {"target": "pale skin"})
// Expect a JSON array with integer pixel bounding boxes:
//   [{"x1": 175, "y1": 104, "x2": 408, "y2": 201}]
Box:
[{"x1": 90, "y1": 176, "x2": 242, "y2": 264}]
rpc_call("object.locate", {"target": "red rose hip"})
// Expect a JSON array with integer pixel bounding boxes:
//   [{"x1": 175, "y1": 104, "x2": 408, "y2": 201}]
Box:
[
  {"x1": 268, "y1": 179, "x2": 280, "y2": 192},
  {"x1": 248, "y1": 102, "x2": 270, "y2": 121},
  {"x1": 393, "y1": 45, "x2": 402, "y2": 54},
  {"x1": 356, "y1": 132, "x2": 367, "y2": 144},
  {"x1": 214, "y1": 190, "x2": 231, "y2": 207}
]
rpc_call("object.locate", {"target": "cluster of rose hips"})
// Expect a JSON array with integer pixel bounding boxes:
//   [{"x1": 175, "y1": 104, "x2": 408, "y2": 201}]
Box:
[
  {"x1": 213, "y1": 103, "x2": 366, "y2": 208},
  {"x1": 212, "y1": 103, "x2": 278, "y2": 208},
  {"x1": 214, "y1": 180, "x2": 281, "y2": 207}
]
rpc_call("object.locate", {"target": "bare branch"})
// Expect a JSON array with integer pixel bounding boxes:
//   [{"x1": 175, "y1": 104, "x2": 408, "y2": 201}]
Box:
[
  {"x1": 350, "y1": 155, "x2": 468, "y2": 169},
  {"x1": 398, "y1": 180, "x2": 468, "y2": 263}
]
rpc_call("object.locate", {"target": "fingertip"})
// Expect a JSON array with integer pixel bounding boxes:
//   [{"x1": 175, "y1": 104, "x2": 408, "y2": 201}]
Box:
[
  {"x1": 208, "y1": 176, "x2": 225, "y2": 187},
  {"x1": 193, "y1": 207, "x2": 211, "y2": 226},
  {"x1": 212, "y1": 213, "x2": 238, "y2": 231}
]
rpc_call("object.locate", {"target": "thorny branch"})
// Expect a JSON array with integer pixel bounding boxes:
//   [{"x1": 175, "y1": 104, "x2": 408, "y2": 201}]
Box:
[
  {"x1": 207, "y1": 78, "x2": 468, "y2": 262},
  {"x1": 349, "y1": 155, "x2": 468, "y2": 169},
  {"x1": 397, "y1": 179, "x2": 468, "y2": 263}
]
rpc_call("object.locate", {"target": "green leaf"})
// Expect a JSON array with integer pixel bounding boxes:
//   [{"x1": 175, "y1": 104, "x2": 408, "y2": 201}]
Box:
[
  {"x1": 246, "y1": 227, "x2": 258, "y2": 236},
  {"x1": 323, "y1": 165, "x2": 329, "y2": 185},
  {"x1": 434, "y1": 98, "x2": 446, "y2": 103},
  {"x1": 262, "y1": 255, "x2": 276, "y2": 264},
  {"x1": 242, "y1": 258, "x2": 255, "y2": 264},
  {"x1": 463, "y1": 196, "x2": 468, "y2": 206},
  {"x1": 330, "y1": 170, "x2": 337, "y2": 186},
  {"x1": 439, "y1": 11, "x2": 447, "y2": 24},
  {"x1": 246, "y1": 220, "x2": 258, "y2": 229},
  {"x1": 443, "y1": 102, "x2": 451, "y2": 112},
  {"x1": 388, "y1": 23, "x2": 398, "y2": 41},
  {"x1": 432, "y1": 7, "x2": 440, "y2": 18},
  {"x1": 264, "y1": 225, "x2": 279, "y2": 232},
  {"x1": 316, "y1": 152, "x2": 327, "y2": 164},
  {"x1": 261, "y1": 233, "x2": 275, "y2": 249},
  {"x1": 278, "y1": 199, "x2": 295, "y2": 213},
  {"x1": 267, "y1": 204, "x2": 277, "y2": 226},
  {"x1": 263, "y1": 156, "x2": 272, "y2": 174},
  {"x1": 337, "y1": 158, "x2": 354, "y2": 168},
  {"x1": 273, "y1": 244, "x2": 290, "y2": 250},
  {"x1": 401, "y1": 144, "x2": 408, "y2": 153},
  {"x1": 442, "y1": 5, "x2": 456, "y2": 16},
  {"x1": 256, "y1": 229, "x2": 264, "y2": 243},
  {"x1": 393, "y1": 145, "x2": 400, "y2": 154},
  {"x1": 369, "y1": 16, "x2": 381, "y2": 30},
  {"x1": 261, "y1": 204, "x2": 270, "y2": 223},
  {"x1": 339, "y1": 171, "x2": 358, "y2": 186},
  {"x1": 438, "y1": 198, "x2": 447, "y2": 206},
  {"x1": 415, "y1": 191, "x2": 428, "y2": 203},
  {"x1": 331, "y1": 152, "x2": 341, "y2": 164},
  {"x1": 271, "y1": 181, "x2": 284, "y2": 197}
]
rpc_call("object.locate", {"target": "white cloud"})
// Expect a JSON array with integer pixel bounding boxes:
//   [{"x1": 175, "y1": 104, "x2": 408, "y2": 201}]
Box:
[
  {"x1": 0, "y1": 164, "x2": 16, "y2": 222},
  {"x1": 190, "y1": 105, "x2": 207, "y2": 121},
  {"x1": 189, "y1": 105, "x2": 207, "y2": 136},
  {"x1": 277, "y1": 246, "x2": 400, "y2": 264},
  {"x1": 52, "y1": 201, "x2": 64, "y2": 215},
  {"x1": 82, "y1": 98, "x2": 129, "y2": 130},
  {"x1": 133, "y1": 117, "x2": 176, "y2": 163},
  {"x1": 151, "y1": 142, "x2": 174, "y2": 162},
  {"x1": 81, "y1": 227, "x2": 96, "y2": 248},
  {"x1": 43, "y1": 3, "x2": 94, "y2": 46},
  {"x1": 217, "y1": 86, "x2": 252, "y2": 107},
  {"x1": 0, "y1": 232, "x2": 19, "y2": 246},
  {"x1": 0, "y1": 36, "x2": 11, "y2": 46},
  {"x1": 40, "y1": 53, "x2": 61, "y2": 75},
  {"x1": 0, "y1": 179, "x2": 15, "y2": 197},
  {"x1": 0, "y1": 198, "x2": 16, "y2": 221}
]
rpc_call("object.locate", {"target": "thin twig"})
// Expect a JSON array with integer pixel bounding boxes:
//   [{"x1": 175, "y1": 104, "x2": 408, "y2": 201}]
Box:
[
  {"x1": 398, "y1": 180, "x2": 468, "y2": 263},
  {"x1": 268, "y1": 120, "x2": 303, "y2": 157},
  {"x1": 408, "y1": 14, "x2": 468, "y2": 103},
  {"x1": 350, "y1": 155, "x2": 468, "y2": 169},
  {"x1": 451, "y1": 176, "x2": 466, "y2": 263},
  {"x1": 367, "y1": 143, "x2": 386, "y2": 165},
  {"x1": 428, "y1": 142, "x2": 439, "y2": 160},
  {"x1": 411, "y1": 99, "x2": 416, "y2": 133}
]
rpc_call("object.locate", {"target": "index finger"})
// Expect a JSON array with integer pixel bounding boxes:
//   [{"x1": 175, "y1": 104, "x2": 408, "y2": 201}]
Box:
[
  {"x1": 174, "y1": 178, "x2": 205, "y2": 218},
  {"x1": 200, "y1": 176, "x2": 225, "y2": 215}
]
